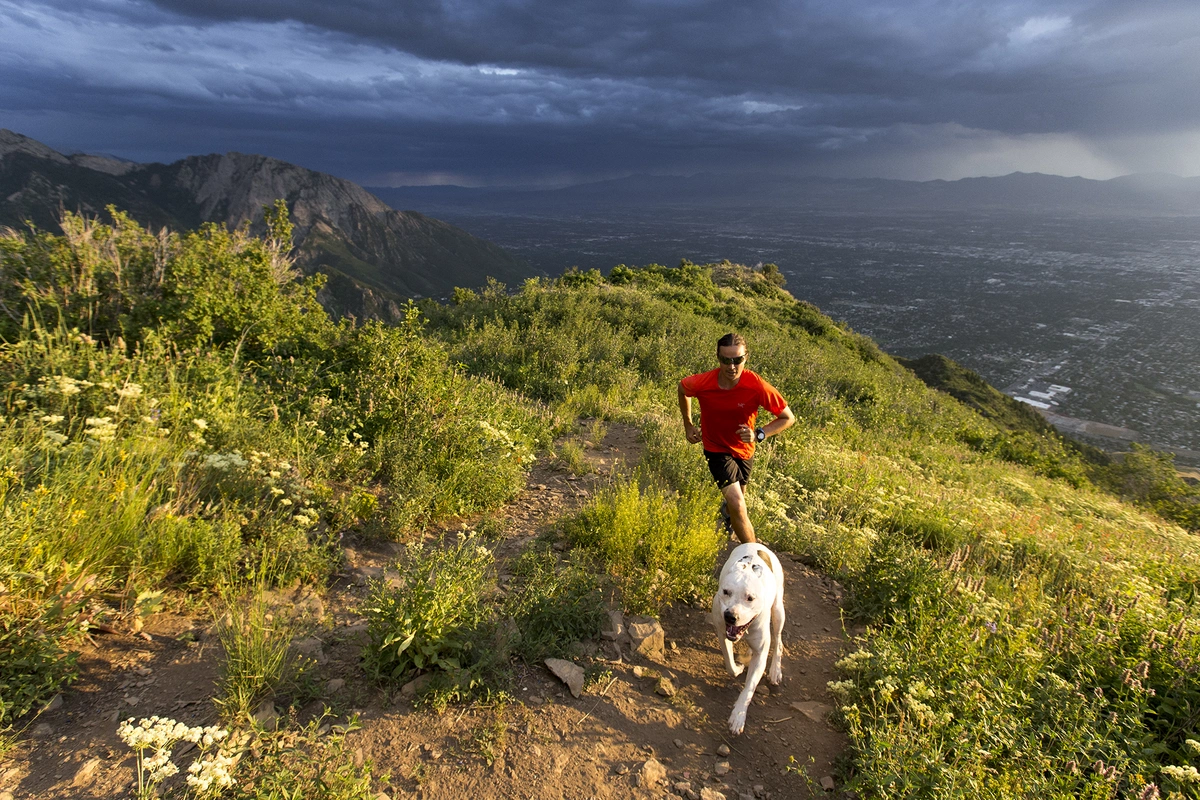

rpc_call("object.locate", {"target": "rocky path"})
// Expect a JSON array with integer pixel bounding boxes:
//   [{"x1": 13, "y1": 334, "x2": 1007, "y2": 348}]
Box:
[{"x1": 2, "y1": 423, "x2": 851, "y2": 800}]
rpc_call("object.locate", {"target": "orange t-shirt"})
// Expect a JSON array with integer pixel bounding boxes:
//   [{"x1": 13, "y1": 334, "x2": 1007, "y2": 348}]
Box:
[{"x1": 680, "y1": 369, "x2": 787, "y2": 460}]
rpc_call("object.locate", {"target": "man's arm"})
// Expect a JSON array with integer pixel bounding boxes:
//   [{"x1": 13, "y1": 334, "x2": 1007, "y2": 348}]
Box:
[
  {"x1": 678, "y1": 381, "x2": 703, "y2": 444},
  {"x1": 738, "y1": 405, "x2": 796, "y2": 443},
  {"x1": 762, "y1": 405, "x2": 795, "y2": 438}
]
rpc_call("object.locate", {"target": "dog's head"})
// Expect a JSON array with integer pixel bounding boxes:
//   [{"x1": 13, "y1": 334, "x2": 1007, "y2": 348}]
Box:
[{"x1": 717, "y1": 550, "x2": 777, "y2": 642}]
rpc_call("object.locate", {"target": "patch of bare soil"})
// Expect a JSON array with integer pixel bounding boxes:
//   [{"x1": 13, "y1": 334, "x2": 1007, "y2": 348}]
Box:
[{"x1": 3, "y1": 423, "x2": 851, "y2": 800}]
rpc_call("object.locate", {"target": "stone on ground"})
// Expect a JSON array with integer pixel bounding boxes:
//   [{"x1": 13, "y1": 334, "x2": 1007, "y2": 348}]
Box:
[{"x1": 545, "y1": 658, "x2": 585, "y2": 698}]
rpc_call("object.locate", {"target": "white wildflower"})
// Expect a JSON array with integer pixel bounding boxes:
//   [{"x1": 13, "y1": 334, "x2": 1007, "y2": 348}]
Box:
[
  {"x1": 1163, "y1": 765, "x2": 1200, "y2": 783},
  {"x1": 116, "y1": 383, "x2": 143, "y2": 399},
  {"x1": 202, "y1": 453, "x2": 248, "y2": 471},
  {"x1": 834, "y1": 649, "x2": 872, "y2": 671},
  {"x1": 187, "y1": 748, "x2": 237, "y2": 793},
  {"x1": 192, "y1": 418, "x2": 208, "y2": 430},
  {"x1": 40, "y1": 414, "x2": 65, "y2": 425},
  {"x1": 85, "y1": 416, "x2": 117, "y2": 442},
  {"x1": 49, "y1": 375, "x2": 83, "y2": 396}
]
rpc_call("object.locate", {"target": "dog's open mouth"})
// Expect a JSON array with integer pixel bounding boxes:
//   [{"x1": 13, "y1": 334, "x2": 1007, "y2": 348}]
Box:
[{"x1": 725, "y1": 619, "x2": 753, "y2": 642}]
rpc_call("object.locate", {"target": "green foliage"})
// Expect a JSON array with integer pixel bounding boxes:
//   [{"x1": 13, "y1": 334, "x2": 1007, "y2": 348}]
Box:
[
  {"x1": 227, "y1": 713, "x2": 377, "y2": 800},
  {"x1": 564, "y1": 476, "x2": 724, "y2": 614},
  {"x1": 0, "y1": 205, "x2": 330, "y2": 354},
  {"x1": 424, "y1": 262, "x2": 1200, "y2": 796},
  {"x1": 214, "y1": 585, "x2": 311, "y2": 722},
  {"x1": 1098, "y1": 445, "x2": 1200, "y2": 532},
  {"x1": 363, "y1": 534, "x2": 494, "y2": 685},
  {"x1": 557, "y1": 266, "x2": 602, "y2": 287},
  {"x1": 315, "y1": 306, "x2": 544, "y2": 527},
  {"x1": 0, "y1": 563, "x2": 87, "y2": 727},
  {"x1": 503, "y1": 546, "x2": 604, "y2": 663},
  {"x1": 0, "y1": 210, "x2": 549, "y2": 738}
]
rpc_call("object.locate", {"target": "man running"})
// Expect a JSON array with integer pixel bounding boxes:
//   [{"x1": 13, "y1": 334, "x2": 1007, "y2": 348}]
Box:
[{"x1": 678, "y1": 333, "x2": 795, "y2": 544}]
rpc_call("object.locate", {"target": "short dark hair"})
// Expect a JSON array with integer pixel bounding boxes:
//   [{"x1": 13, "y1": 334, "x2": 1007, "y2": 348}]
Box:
[{"x1": 717, "y1": 333, "x2": 747, "y2": 352}]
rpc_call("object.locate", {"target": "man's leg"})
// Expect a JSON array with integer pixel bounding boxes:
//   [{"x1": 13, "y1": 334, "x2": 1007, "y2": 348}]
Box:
[{"x1": 721, "y1": 481, "x2": 755, "y2": 544}]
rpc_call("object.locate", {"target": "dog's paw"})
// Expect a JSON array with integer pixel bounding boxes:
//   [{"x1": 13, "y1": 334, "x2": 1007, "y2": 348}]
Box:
[
  {"x1": 768, "y1": 663, "x2": 782, "y2": 685},
  {"x1": 726, "y1": 662, "x2": 745, "y2": 678},
  {"x1": 728, "y1": 707, "x2": 747, "y2": 736}
]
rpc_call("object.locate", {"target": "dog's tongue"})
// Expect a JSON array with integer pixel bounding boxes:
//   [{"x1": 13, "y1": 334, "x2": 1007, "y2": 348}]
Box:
[{"x1": 726, "y1": 622, "x2": 746, "y2": 641}]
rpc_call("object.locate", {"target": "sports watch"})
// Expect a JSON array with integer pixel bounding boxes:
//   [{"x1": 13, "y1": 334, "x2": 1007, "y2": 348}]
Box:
[{"x1": 755, "y1": 427, "x2": 766, "y2": 443}]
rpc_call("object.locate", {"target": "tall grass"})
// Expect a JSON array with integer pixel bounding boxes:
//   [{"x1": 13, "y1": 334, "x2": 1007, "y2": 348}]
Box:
[{"x1": 214, "y1": 585, "x2": 306, "y2": 722}]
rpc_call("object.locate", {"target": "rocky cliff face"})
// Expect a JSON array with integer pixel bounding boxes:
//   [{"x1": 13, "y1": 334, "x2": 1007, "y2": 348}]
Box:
[{"x1": 0, "y1": 130, "x2": 530, "y2": 307}]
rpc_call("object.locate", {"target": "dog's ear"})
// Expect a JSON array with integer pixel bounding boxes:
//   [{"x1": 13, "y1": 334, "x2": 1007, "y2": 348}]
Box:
[{"x1": 755, "y1": 546, "x2": 774, "y2": 573}]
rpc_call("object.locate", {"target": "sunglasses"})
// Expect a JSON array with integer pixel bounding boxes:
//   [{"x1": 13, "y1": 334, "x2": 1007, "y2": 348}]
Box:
[{"x1": 718, "y1": 354, "x2": 747, "y2": 366}]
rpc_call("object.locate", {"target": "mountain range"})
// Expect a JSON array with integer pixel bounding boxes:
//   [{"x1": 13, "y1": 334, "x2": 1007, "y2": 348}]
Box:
[
  {"x1": 369, "y1": 170, "x2": 1200, "y2": 218},
  {"x1": 0, "y1": 130, "x2": 530, "y2": 316}
]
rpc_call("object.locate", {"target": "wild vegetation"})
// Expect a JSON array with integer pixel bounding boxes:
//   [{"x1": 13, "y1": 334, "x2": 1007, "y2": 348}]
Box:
[{"x1": 3, "y1": 207, "x2": 1200, "y2": 798}]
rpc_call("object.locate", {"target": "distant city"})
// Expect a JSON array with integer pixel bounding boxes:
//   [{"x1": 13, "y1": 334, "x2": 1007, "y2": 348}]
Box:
[{"x1": 429, "y1": 208, "x2": 1200, "y2": 464}]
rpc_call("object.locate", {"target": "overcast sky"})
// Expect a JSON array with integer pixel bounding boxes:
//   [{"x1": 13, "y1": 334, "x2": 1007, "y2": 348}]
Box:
[{"x1": 2, "y1": 0, "x2": 1199, "y2": 186}]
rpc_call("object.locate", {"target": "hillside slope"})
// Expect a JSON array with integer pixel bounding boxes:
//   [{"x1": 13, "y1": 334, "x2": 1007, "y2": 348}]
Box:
[{"x1": 4, "y1": 213, "x2": 1200, "y2": 799}]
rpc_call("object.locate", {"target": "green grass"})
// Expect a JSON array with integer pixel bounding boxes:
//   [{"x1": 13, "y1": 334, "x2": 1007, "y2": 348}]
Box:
[
  {"x1": 213, "y1": 586, "x2": 309, "y2": 722},
  {"x1": 504, "y1": 546, "x2": 605, "y2": 662},
  {"x1": 430, "y1": 263, "x2": 1200, "y2": 798}
]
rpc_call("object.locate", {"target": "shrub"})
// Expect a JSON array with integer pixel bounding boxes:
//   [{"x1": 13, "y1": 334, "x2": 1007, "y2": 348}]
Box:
[
  {"x1": 363, "y1": 534, "x2": 494, "y2": 684},
  {"x1": 0, "y1": 204, "x2": 331, "y2": 355},
  {"x1": 0, "y1": 563, "x2": 89, "y2": 727},
  {"x1": 564, "y1": 476, "x2": 723, "y2": 614}
]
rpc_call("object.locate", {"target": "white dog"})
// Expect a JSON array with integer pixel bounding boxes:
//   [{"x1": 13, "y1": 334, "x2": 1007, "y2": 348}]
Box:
[{"x1": 711, "y1": 542, "x2": 785, "y2": 735}]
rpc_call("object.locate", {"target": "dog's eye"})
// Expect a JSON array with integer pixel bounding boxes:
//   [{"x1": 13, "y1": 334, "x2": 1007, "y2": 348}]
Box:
[
  {"x1": 745, "y1": 595, "x2": 755, "y2": 602},
  {"x1": 722, "y1": 589, "x2": 731, "y2": 596}
]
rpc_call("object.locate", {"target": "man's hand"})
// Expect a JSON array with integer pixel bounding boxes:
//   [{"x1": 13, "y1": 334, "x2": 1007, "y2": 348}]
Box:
[
  {"x1": 737, "y1": 423, "x2": 754, "y2": 443},
  {"x1": 685, "y1": 423, "x2": 703, "y2": 444}
]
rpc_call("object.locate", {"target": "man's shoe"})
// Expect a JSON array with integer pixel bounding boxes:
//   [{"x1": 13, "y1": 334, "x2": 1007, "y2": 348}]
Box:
[{"x1": 718, "y1": 500, "x2": 733, "y2": 534}]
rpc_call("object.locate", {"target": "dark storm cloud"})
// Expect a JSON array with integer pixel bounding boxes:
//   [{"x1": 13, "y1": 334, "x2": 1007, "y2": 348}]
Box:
[
  {"x1": 139, "y1": 0, "x2": 1200, "y2": 134},
  {"x1": 2, "y1": 0, "x2": 1199, "y2": 183}
]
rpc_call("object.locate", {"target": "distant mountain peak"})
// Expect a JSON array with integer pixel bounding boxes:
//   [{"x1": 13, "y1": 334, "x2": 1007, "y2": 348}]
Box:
[{"x1": 0, "y1": 131, "x2": 529, "y2": 312}]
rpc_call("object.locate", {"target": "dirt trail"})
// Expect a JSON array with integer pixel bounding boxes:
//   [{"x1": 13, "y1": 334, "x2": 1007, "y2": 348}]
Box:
[{"x1": 3, "y1": 423, "x2": 850, "y2": 800}]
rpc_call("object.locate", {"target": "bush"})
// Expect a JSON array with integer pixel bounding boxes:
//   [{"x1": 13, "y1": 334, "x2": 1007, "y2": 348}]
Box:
[
  {"x1": 0, "y1": 563, "x2": 89, "y2": 727},
  {"x1": 564, "y1": 476, "x2": 724, "y2": 614},
  {"x1": 363, "y1": 534, "x2": 494, "y2": 684},
  {"x1": 0, "y1": 204, "x2": 331, "y2": 355}
]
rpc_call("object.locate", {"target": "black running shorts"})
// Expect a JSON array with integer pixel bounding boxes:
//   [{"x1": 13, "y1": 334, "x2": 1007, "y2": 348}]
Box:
[{"x1": 704, "y1": 450, "x2": 753, "y2": 489}]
